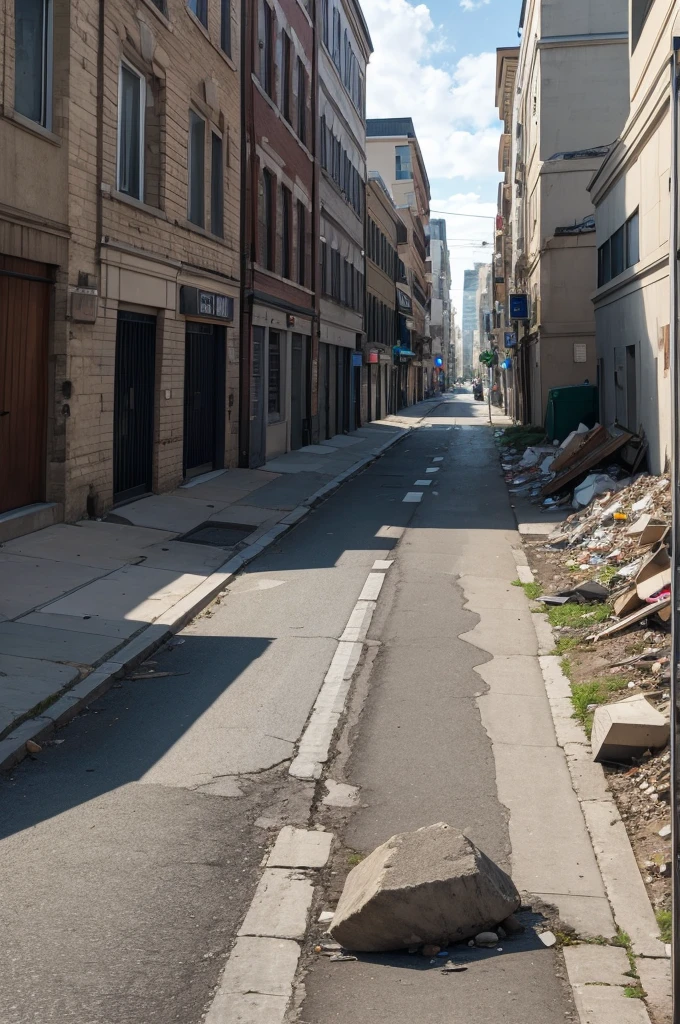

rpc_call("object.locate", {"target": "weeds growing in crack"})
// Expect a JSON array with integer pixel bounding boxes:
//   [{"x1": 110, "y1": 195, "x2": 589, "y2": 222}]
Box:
[
  {"x1": 511, "y1": 579, "x2": 544, "y2": 601},
  {"x1": 656, "y1": 910, "x2": 672, "y2": 943}
]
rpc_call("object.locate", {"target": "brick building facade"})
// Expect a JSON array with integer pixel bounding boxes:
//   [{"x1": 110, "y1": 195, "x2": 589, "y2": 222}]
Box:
[
  {"x1": 240, "y1": 0, "x2": 316, "y2": 466},
  {"x1": 1, "y1": 0, "x2": 240, "y2": 533}
]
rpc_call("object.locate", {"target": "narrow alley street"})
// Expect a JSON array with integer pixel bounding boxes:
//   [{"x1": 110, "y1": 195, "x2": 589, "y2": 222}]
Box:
[{"x1": 0, "y1": 392, "x2": 600, "y2": 1024}]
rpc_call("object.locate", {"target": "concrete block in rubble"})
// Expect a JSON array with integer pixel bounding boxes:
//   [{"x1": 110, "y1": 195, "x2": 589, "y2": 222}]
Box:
[
  {"x1": 591, "y1": 694, "x2": 669, "y2": 763},
  {"x1": 329, "y1": 823, "x2": 520, "y2": 953}
]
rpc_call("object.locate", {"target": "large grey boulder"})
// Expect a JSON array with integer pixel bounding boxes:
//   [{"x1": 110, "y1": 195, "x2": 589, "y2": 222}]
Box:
[{"x1": 330, "y1": 823, "x2": 520, "y2": 952}]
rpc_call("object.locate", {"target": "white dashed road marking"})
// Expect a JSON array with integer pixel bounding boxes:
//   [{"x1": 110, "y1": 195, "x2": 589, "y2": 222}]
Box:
[
  {"x1": 414, "y1": 480, "x2": 432, "y2": 486},
  {"x1": 403, "y1": 492, "x2": 423, "y2": 503}
]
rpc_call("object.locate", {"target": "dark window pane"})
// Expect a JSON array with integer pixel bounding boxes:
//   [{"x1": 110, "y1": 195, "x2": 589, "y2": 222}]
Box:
[
  {"x1": 297, "y1": 201, "x2": 305, "y2": 286},
  {"x1": 611, "y1": 225, "x2": 625, "y2": 278},
  {"x1": 268, "y1": 331, "x2": 281, "y2": 415},
  {"x1": 282, "y1": 33, "x2": 291, "y2": 121},
  {"x1": 211, "y1": 133, "x2": 224, "y2": 236},
  {"x1": 297, "y1": 59, "x2": 306, "y2": 143},
  {"x1": 322, "y1": 0, "x2": 329, "y2": 47},
  {"x1": 598, "y1": 240, "x2": 611, "y2": 287},
  {"x1": 263, "y1": 5, "x2": 274, "y2": 98},
  {"x1": 188, "y1": 110, "x2": 205, "y2": 226},
  {"x1": 395, "y1": 144, "x2": 412, "y2": 181},
  {"x1": 188, "y1": 0, "x2": 208, "y2": 27},
  {"x1": 263, "y1": 169, "x2": 274, "y2": 270},
  {"x1": 221, "y1": 0, "x2": 231, "y2": 54},
  {"x1": 282, "y1": 187, "x2": 291, "y2": 278},
  {"x1": 626, "y1": 212, "x2": 640, "y2": 267},
  {"x1": 15, "y1": 0, "x2": 50, "y2": 126},
  {"x1": 119, "y1": 65, "x2": 143, "y2": 199}
]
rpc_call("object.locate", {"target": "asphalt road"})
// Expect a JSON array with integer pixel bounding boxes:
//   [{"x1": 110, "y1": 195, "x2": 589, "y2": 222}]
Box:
[{"x1": 0, "y1": 392, "x2": 576, "y2": 1024}]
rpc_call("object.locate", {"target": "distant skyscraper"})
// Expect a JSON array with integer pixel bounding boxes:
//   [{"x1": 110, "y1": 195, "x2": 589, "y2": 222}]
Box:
[{"x1": 462, "y1": 266, "x2": 481, "y2": 377}]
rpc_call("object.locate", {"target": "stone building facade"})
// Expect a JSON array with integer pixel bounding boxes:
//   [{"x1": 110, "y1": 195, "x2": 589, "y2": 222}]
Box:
[
  {"x1": 0, "y1": 0, "x2": 241, "y2": 533},
  {"x1": 365, "y1": 172, "x2": 398, "y2": 420}
]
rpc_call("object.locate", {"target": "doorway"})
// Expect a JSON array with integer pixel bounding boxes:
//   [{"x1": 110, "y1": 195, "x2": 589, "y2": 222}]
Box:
[
  {"x1": 249, "y1": 326, "x2": 266, "y2": 467},
  {"x1": 184, "y1": 322, "x2": 226, "y2": 477},
  {"x1": 290, "y1": 333, "x2": 308, "y2": 451},
  {"x1": 113, "y1": 311, "x2": 156, "y2": 502},
  {"x1": 0, "y1": 256, "x2": 51, "y2": 514}
]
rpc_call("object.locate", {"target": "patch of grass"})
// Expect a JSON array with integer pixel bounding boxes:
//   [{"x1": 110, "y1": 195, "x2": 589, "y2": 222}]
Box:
[
  {"x1": 547, "y1": 602, "x2": 612, "y2": 629},
  {"x1": 624, "y1": 986, "x2": 646, "y2": 1000},
  {"x1": 582, "y1": 935, "x2": 609, "y2": 946},
  {"x1": 512, "y1": 578, "x2": 544, "y2": 600},
  {"x1": 347, "y1": 853, "x2": 364, "y2": 867},
  {"x1": 656, "y1": 910, "x2": 672, "y2": 944},
  {"x1": 554, "y1": 930, "x2": 578, "y2": 947},
  {"x1": 627, "y1": 639, "x2": 649, "y2": 655},
  {"x1": 560, "y1": 657, "x2": 573, "y2": 680},
  {"x1": 553, "y1": 636, "x2": 580, "y2": 656},
  {"x1": 498, "y1": 425, "x2": 546, "y2": 448},
  {"x1": 570, "y1": 677, "x2": 629, "y2": 736},
  {"x1": 597, "y1": 565, "x2": 618, "y2": 585},
  {"x1": 612, "y1": 930, "x2": 638, "y2": 976}
]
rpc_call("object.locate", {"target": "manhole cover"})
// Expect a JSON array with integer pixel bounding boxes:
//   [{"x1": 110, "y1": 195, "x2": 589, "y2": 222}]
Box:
[{"x1": 179, "y1": 522, "x2": 256, "y2": 547}]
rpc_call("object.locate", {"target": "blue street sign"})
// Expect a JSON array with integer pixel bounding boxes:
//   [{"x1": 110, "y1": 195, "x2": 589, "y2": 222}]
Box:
[
  {"x1": 504, "y1": 332, "x2": 517, "y2": 348},
  {"x1": 509, "y1": 294, "x2": 529, "y2": 320}
]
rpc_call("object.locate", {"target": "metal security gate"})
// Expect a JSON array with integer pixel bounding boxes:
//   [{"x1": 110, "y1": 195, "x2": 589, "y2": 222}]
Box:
[
  {"x1": 0, "y1": 256, "x2": 51, "y2": 514},
  {"x1": 290, "y1": 333, "x2": 308, "y2": 450},
  {"x1": 249, "y1": 326, "x2": 266, "y2": 467},
  {"x1": 184, "y1": 323, "x2": 226, "y2": 476},
  {"x1": 113, "y1": 311, "x2": 156, "y2": 502}
]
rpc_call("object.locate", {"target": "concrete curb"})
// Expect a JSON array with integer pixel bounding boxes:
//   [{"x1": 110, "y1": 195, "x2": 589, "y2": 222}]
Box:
[
  {"x1": 509, "y1": 554, "x2": 668, "y2": 1023},
  {"x1": 0, "y1": 428, "x2": 410, "y2": 773}
]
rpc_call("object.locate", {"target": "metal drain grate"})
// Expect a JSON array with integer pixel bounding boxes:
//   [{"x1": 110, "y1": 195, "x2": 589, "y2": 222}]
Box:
[{"x1": 178, "y1": 521, "x2": 256, "y2": 547}]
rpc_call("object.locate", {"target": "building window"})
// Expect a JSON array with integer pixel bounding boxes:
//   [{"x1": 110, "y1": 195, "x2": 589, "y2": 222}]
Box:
[
  {"x1": 15, "y1": 0, "x2": 53, "y2": 128},
  {"x1": 268, "y1": 331, "x2": 282, "y2": 418},
  {"x1": 626, "y1": 211, "x2": 640, "y2": 267},
  {"x1": 221, "y1": 0, "x2": 231, "y2": 55},
  {"x1": 322, "y1": 0, "x2": 329, "y2": 47},
  {"x1": 281, "y1": 186, "x2": 292, "y2": 279},
  {"x1": 297, "y1": 59, "x2": 307, "y2": 144},
  {"x1": 610, "y1": 225, "x2": 625, "y2": 279},
  {"x1": 188, "y1": 110, "x2": 205, "y2": 226},
  {"x1": 297, "y1": 202, "x2": 306, "y2": 286},
  {"x1": 263, "y1": 168, "x2": 274, "y2": 270},
  {"x1": 282, "y1": 32, "x2": 292, "y2": 122},
  {"x1": 395, "y1": 145, "x2": 412, "y2": 181},
  {"x1": 332, "y1": 7, "x2": 342, "y2": 72},
  {"x1": 211, "y1": 133, "x2": 224, "y2": 237},
  {"x1": 597, "y1": 239, "x2": 611, "y2": 288},
  {"x1": 632, "y1": 0, "x2": 655, "y2": 52},
  {"x1": 263, "y1": 4, "x2": 274, "y2": 99},
  {"x1": 188, "y1": 0, "x2": 208, "y2": 27},
  {"x1": 117, "y1": 63, "x2": 145, "y2": 200}
]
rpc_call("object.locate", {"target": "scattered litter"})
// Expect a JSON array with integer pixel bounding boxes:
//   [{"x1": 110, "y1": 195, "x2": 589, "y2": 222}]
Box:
[
  {"x1": 441, "y1": 962, "x2": 468, "y2": 973},
  {"x1": 659, "y1": 825, "x2": 672, "y2": 839},
  {"x1": 25, "y1": 740, "x2": 41, "y2": 754},
  {"x1": 539, "y1": 931, "x2": 557, "y2": 948},
  {"x1": 329, "y1": 954, "x2": 357, "y2": 962},
  {"x1": 591, "y1": 694, "x2": 670, "y2": 763},
  {"x1": 318, "y1": 911, "x2": 335, "y2": 924}
]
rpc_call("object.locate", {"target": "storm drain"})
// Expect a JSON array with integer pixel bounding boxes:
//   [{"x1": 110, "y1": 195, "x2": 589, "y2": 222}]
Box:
[{"x1": 178, "y1": 521, "x2": 257, "y2": 547}]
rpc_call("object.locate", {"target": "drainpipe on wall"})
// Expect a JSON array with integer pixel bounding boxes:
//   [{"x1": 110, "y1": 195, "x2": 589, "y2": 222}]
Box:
[
  {"x1": 670, "y1": 36, "x2": 680, "y2": 1024},
  {"x1": 238, "y1": 0, "x2": 251, "y2": 467}
]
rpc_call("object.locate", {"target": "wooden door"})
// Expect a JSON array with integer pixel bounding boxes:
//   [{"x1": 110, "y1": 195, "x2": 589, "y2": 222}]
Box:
[{"x1": 0, "y1": 256, "x2": 51, "y2": 514}]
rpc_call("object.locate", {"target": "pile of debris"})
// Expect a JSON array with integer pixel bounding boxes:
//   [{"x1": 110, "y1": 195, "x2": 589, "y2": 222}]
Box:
[
  {"x1": 499, "y1": 422, "x2": 646, "y2": 508},
  {"x1": 542, "y1": 474, "x2": 671, "y2": 640}
]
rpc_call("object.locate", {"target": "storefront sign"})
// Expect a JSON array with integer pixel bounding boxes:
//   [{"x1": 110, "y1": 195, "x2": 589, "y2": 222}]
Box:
[
  {"x1": 368, "y1": 351, "x2": 379, "y2": 364},
  {"x1": 509, "y1": 294, "x2": 529, "y2": 321},
  {"x1": 352, "y1": 352, "x2": 363, "y2": 367},
  {"x1": 180, "y1": 286, "x2": 234, "y2": 322},
  {"x1": 504, "y1": 331, "x2": 517, "y2": 348}
]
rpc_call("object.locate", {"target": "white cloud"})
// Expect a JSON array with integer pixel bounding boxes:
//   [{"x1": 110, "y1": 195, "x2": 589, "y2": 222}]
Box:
[
  {"x1": 460, "y1": 0, "x2": 490, "y2": 10},
  {"x1": 362, "y1": 0, "x2": 501, "y2": 181}
]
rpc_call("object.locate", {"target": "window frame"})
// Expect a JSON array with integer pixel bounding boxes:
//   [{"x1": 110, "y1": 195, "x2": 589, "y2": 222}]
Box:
[
  {"x1": 188, "y1": 108, "x2": 206, "y2": 227},
  {"x1": 282, "y1": 31, "x2": 292, "y2": 123},
  {"x1": 395, "y1": 144, "x2": 412, "y2": 181},
  {"x1": 14, "y1": 0, "x2": 54, "y2": 129},
  {"x1": 263, "y1": 3, "x2": 275, "y2": 99},
  {"x1": 117, "y1": 60, "x2": 146, "y2": 201},
  {"x1": 297, "y1": 201, "x2": 306, "y2": 286},
  {"x1": 263, "y1": 167, "x2": 275, "y2": 271},
  {"x1": 281, "y1": 185, "x2": 292, "y2": 279},
  {"x1": 211, "y1": 131, "x2": 224, "y2": 237},
  {"x1": 187, "y1": 0, "x2": 208, "y2": 28},
  {"x1": 626, "y1": 211, "x2": 640, "y2": 269},
  {"x1": 268, "y1": 330, "x2": 282, "y2": 421},
  {"x1": 220, "y1": 0, "x2": 232, "y2": 56},
  {"x1": 610, "y1": 224, "x2": 625, "y2": 279},
  {"x1": 322, "y1": 0, "x2": 329, "y2": 48},
  {"x1": 597, "y1": 238, "x2": 611, "y2": 288},
  {"x1": 296, "y1": 58, "x2": 307, "y2": 144}
]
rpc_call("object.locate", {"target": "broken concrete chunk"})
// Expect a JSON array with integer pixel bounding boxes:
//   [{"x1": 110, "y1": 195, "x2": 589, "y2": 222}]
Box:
[
  {"x1": 329, "y1": 823, "x2": 520, "y2": 953},
  {"x1": 591, "y1": 694, "x2": 670, "y2": 763},
  {"x1": 474, "y1": 932, "x2": 499, "y2": 947}
]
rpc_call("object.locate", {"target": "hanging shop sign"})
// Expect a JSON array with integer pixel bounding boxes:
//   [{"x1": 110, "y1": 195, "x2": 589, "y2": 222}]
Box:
[
  {"x1": 180, "y1": 286, "x2": 234, "y2": 321},
  {"x1": 509, "y1": 294, "x2": 529, "y2": 321},
  {"x1": 504, "y1": 331, "x2": 517, "y2": 348}
]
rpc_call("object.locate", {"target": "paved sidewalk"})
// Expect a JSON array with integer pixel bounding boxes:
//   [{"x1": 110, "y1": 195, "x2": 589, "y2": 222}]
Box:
[{"x1": 0, "y1": 410, "x2": 426, "y2": 758}]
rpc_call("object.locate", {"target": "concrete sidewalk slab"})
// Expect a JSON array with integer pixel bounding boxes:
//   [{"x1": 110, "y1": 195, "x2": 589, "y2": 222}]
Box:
[
  {"x1": 0, "y1": 553, "x2": 108, "y2": 620},
  {"x1": 41, "y1": 565, "x2": 207, "y2": 623},
  {"x1": 0, "y1": 621, "x2": 116, "y2": 666},
  {"x1": 108, "y1": 494, "x2": 230, "y2": 533},
  {"x1": 19, "y1": 610, "x2": 142, "y2": 639}
]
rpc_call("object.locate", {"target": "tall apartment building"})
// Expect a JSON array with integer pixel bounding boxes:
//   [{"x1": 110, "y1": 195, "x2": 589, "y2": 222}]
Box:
[
  {"x1": 0, "y1": 0, "x2": 241, "y2": 537},
  {"x1": 366, "y1": 117, "x2": 431, "y2": 404},
  {"x1": 463, "y1": 264, "x2": 484, "y2": 378},
  {"x1": 240, "y1": 0, "x2": 315, "y2": 466},
  {"x1": 495, "y1": 46, "x2": 520, "y2": 416},
  {"x1": 512, "y1": 0, "x2": 629, "y2": 425},
  {"x1": 589, "y1": 0, "x2": 676, "y2": 473},
  {"x1": 427, "y1": 219, "x2": 452, "y2": 393},
  {"x1": 475, "y1": 263, "x2": 493, "y2": 370},
  {"x1": 317, "y1": 0, "x2": 372, "y2": 438},
  {"x1": 365, "y1": 173, "x2": 399, "y2": 420}
]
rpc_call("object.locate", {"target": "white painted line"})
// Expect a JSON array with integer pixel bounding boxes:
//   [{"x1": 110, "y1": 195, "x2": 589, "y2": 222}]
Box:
[
  {"x1": 358, "y1": 572, "x2": 385, "y2": 602},
  {"x1": 432, "y1": 456, "x2": 444, "y2": 462},
  {"x1": 267, "y1": 827, "x2": 333, "y2": 869},
  {"x1": 238, "y1": 869, "x2": 314, "y2": 940},
  {"x1": 372, "y1": 559, "x2": 394, "y2": 570},
  {"x1": 426, "y1": 468, "x2": 439, "y2": 473},
  {"x1": 403, "y1": 492, "x2": 423, "y2": 503},
  {"x1": 339, "y1": 600, "x2": 376, "y2": 643},
  {"x1": 414, "y1": 480, "x2": 432, "y2": 486}
]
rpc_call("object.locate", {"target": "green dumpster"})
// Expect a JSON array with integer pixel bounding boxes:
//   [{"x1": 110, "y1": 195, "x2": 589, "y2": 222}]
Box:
[{"x1": 544, "y1": 384, "x2": 599, "y2": 443}]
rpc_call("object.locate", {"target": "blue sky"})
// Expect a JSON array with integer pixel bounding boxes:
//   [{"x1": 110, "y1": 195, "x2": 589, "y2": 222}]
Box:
[{"x1": 361, "y1": 0, "x2": 521, "y2": 311}]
